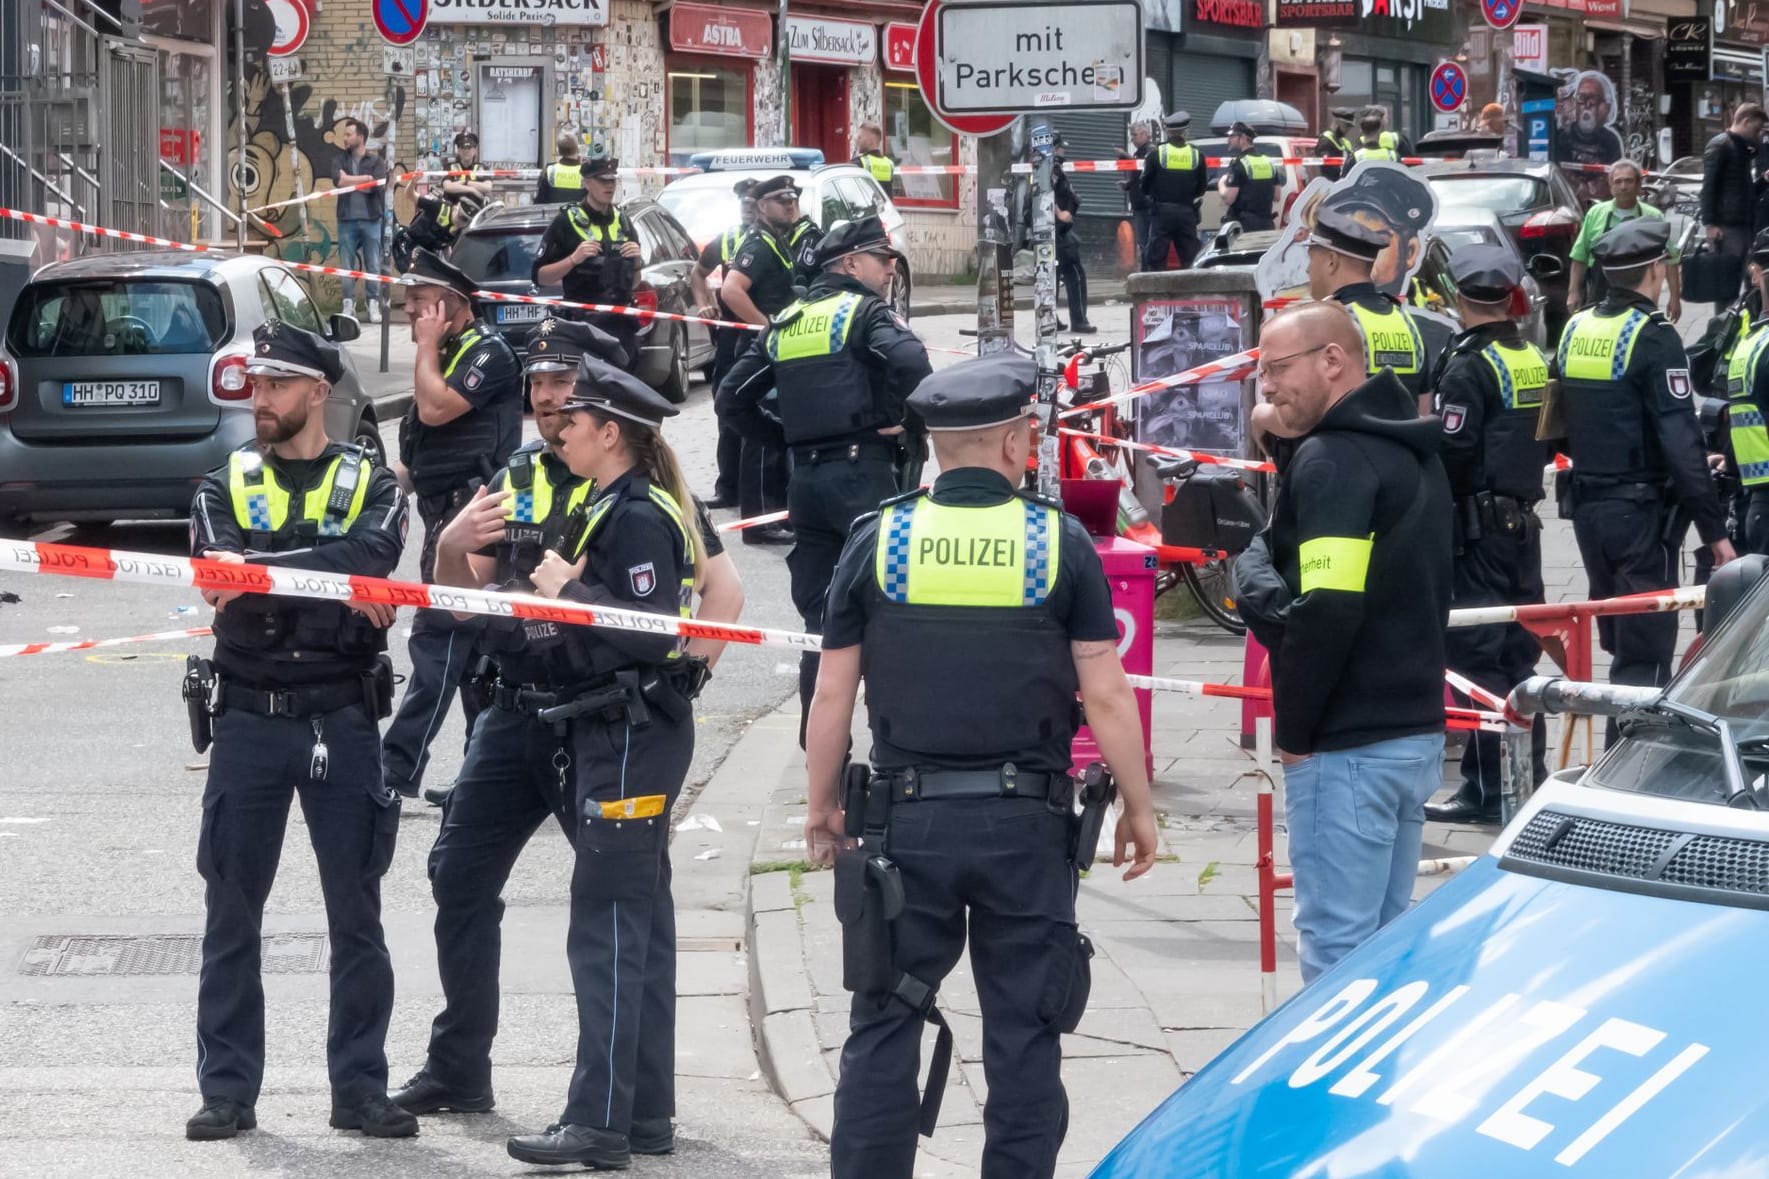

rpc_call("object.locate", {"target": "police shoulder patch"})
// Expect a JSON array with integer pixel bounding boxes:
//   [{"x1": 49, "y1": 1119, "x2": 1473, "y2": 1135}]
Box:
[
  {"x1": 629, "y1": 562, "x2": 656, "y2": 596},
  {"x1": 1442, "y1": 404, "x2": 1466, "y2": 434},
  {"x1": 464, "y1": 368, "x2": 483, "y2": 391},
  {"x1": 737, "y1": 251, "x2": 755, "y2": 269},
  {"x1": 1666, "y1": 369, "x2": 1692, "y2": 400}
]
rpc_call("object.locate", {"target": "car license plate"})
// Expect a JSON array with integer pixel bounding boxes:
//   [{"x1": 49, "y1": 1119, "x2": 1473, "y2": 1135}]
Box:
[
  {"x1": 498, "y1": 304, "x2": 548, "y2": 324},
  {"x1": 62, "y1": 380, "x2": 162, "y2": 407}
]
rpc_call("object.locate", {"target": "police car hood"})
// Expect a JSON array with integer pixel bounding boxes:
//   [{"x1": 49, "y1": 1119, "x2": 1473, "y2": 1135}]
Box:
[
  {"x1": 1088, "y1": 775, "x2": 1769, "y2": 1178},
  {"x1": 1313, "y1": 370, "x2": 1441, "y2": 457}
]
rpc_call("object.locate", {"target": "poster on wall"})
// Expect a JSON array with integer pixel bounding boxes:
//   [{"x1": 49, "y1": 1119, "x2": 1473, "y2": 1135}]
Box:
[
  {"x1": 1555, "y1": 68, "x2": 1624, "y2": 203},
  {"x1": 1133, "y1": 298, "x2": 1246, "y2": 455},
  {"x1": 1255, "y1": 161, "x2": 1441, "y2": 306}
]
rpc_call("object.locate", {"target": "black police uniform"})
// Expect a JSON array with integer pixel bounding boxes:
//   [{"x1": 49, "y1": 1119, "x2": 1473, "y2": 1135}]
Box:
[
  {"x1": 1053, "y1": 156, "x2": 1093, "y2": 329},
  {"x1": 1141, "y1": 113, "x2": 1206, "y2": 271},
  {"x1": 186, "y1": 323, "x2": 411, "y2": 1136},
  {"x1": 1428, "y1": 247, "x2": 1552, "y2": 819},
  {"x1": 1317, "y1": 110, "x2": 1359, "y2": 183},
  {"x1": 1556, "y1": 221, "x2": 1728, "y2": 694},
  {"x1": 531, "y1": 168, "x2": 642, "y2": 361},
  {"x1": 716, "y1": 218, "x2": 932, "y2": 739},
  {"x1": 386, "y1": 250, "x2": 523, "y2": 798},
  {"x1": 535, "y1": 158, "x2": 585, "y2": 205},
  {"x1": 1223, "y1": 127, "x2": 1278, "y2": 231},
  {"x1": 824, "y1": 355, "x2": 1119, "y2": 1179},
  {"x1": 700, "y1": 186, "x2": 759, "y2": 505},
  {"x1": 1311, "y1": 207, "x2": 1450, "y2": 409}
]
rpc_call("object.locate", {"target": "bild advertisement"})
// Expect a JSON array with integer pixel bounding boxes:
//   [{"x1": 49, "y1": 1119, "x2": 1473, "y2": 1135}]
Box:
[{"x1": 1133, "y1": 298, "x2": 1246, "y2": 455}]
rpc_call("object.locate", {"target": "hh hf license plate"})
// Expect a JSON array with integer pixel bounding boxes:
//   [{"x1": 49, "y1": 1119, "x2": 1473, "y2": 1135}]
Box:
[
  {"x1": 499, "y1": 303, "x2": 548, "y2": 323},
  {"x1": 63, "y1": 380, "x2": 162, "y2": 407}
]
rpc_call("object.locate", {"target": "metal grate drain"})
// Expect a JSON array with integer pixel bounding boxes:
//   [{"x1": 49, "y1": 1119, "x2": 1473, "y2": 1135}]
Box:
[{"x1": 20, "y1": 933, "x2": 330, "y2": 977}]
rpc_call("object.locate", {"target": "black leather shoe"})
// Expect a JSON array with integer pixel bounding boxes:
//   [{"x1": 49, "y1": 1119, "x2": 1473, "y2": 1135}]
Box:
[
  {"x1": 387, "y1": 779, "x2": 419, "y2": 800},
  {"x1": 330, "y1": 1093, "x2": 419, "y2": 1138},
  {"x1": 630, "y1": 1117, "x2": 674, "y2": 1155},
  {"x1": 422, "y1": 781, "x2": 455, "y2": 807},
  {"x1": 186, "y1": 1098, "x2": 256, "y2": 1140},
  {"x1": 703, "y1": 493, "x2": 736, "y2": 510},
  {"x1": 741, "y1": 523, "x2": 795, "y2": 547},
  {"x1": 1073, "y1": 321, "x2": 1099, "y2": 334},
  {"x1": 390, "y1": 1069, "x2": 495, "y2": 1114},
  {"x1": 1424, "y1": 796, "x2": 1502, "y2": 825},
  {"x1": 507, "y1": 1123, "x2": 631, "y2": 1169}
]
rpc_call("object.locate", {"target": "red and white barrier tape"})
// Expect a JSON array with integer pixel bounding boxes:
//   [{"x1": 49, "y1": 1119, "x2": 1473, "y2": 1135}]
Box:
[
  {"x1": 0, "y1": 625, "x2": 212, "y2": 659},
  {"x1": 1125, "y1": 672, "x2": 1511, "y2": 733},
  {"x1": 1059, "y1": 350, "x2": 1259, "y2": 420},
  {"x1": 1058, "y1": 429, "x2": 1276, "y2": 474},
  {"x1": 715, "y1": 510, "x2": 789, "y2": 533},
  {"x1": 1448, "y1": 585, "x2": 1705, "y2": 628},
  {"x1": 1444, "y1": 668, "x2": 1508, "y2": 713}
]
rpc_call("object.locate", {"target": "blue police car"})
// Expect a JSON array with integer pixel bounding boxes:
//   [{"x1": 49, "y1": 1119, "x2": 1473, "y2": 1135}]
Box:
[{"x1": 1090, "y1": 569, "x2": 1769, "y2": 1176}]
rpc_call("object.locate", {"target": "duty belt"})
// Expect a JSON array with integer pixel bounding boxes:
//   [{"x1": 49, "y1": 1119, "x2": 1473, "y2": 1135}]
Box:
[
  {"x1": 881, "y1": 765, "x2": 1068, "y2": 802},
  {"x1": 793, "y1": 438, "x2": 899, "y2": 466},
  {"x1": 220, "y1": 676, "x2": 374, "y2": 718},
  {"x1": 1570, "y1": 476, "x2": 1658, "y2": 503},
  {"x1": 484, "y1": 678, "x2": 564, "y2": 715}
]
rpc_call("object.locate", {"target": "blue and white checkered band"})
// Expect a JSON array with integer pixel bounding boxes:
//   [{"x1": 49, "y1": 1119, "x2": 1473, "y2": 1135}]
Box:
[
  {"x1": 246, "y1": 493, "x2": 273, "y2": 533},
  {"x1": 1022, "y1": 502, "x2": 1053, "y2": 606},
  {"x1": 881, "y1": 501, "x2": 917, "y2": 604},
  {"x1": 1613, "y1": 310, "x2": 1646, "y2": 382},
  {"x1": 513, "y1": 489, "x2": 537, "y2": 523}
]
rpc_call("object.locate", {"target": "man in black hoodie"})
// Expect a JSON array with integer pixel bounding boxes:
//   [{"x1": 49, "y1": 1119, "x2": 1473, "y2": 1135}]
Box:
[{"x1": 1236, "y1": 302, "x2": 1452, "y2": 982}]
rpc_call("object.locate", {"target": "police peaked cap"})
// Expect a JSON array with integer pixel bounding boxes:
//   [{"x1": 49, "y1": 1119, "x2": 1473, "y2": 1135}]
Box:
[
  {"x1": 733, "y1": 177, "x2": 760, "y2": 198},
  {"x1": 526, "y1": 316, "x2": 630, "y2": 373},
  {"x1": 908, "y1": 353, "x2": 1039, "y2": 432},
  {"x1": 1593, "y1": 218, "x2": 1670, "y2": 271},
  {"x1": 246, "y1": 320, "x2": 344, "y2": 384},
  {"x1": 752, "y1": 174, "x2": 802, "y2": 200},
  {"x1": 1229, "y1": 121, "x2": 1257, "y2": 139},
  {"x1": 1753, "y1": 228, "x2": 1769, "y2": 262},
  {"x1": 814, "y1": 216, "x2": 905, "y2": 269},
  {"x1": 1330, "y1": 168, "x2": 1433, "y2": 233},
  {"x1": 562, "y1": 354, "x2": 680, "y2": 427},
  {"x1": 1330, "y1": 107, "x2": 1358, "y2": 122},
  {"x1": 399, "y1": 247, "x2": 477, "y2": 300},
  {"x1": 1163, "y1": 111, "x2": 1191, "y2": 131},
  {"x1": 1307, "y1": 206, "x2": 1391, "y2": 263},
  {"x1": 1449, "y1": 243, "x2": 1522, "y2": 303}
]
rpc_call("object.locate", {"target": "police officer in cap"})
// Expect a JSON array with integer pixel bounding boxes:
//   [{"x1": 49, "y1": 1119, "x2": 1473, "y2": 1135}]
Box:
[
  {"x1": 1218, "y1": 121, "x2": 1279, "y2": 231},
  {"x1": 805, "y1": 353, "x2": 1160, "y2": 1179},
  {"x1": 695, "y1": 178, "x2": 762, "y2": 509},
  {"x1": 441, "y1": 131, "x2": 493, "y2": 209},
  {"x1": 533, "y1": 141, "x2": 645, "y2": 362},
  {"x1": 1317, "y1": 107, "x2": 1359, "y2": 182},
  {"x1": 504, "y1": 353, "x2": 708, "y2": 1169},
  {"x1": 185, "y1": 322, "x2": 413, "y2": 1141},
  {"x1": 536, "y1": 130, "x2": 585, "y2": 204},
  {"x1": 392, "y1": 317, "x2": 742, "y2": 1130},
  {"x1": 1725, "y1": 229, "x2": 1769, "y2": 553},
  {"x1": 1306, "y1": 206, "x2": 1447, "y2": 413},
  {"x1": 1141, "y1": 110, "x2": 1207, "y2": 271},
  {"x1": 1556, "y1": 219, "x2": 1735, "y2": 703},
  {"x1": 384, "y1": 249, "x2": 522, "y2": 802},
  {"x1": 1424, "y1": 246, "x2": 1552, "y2": 824},
  {"x1": 718, "y1": 216, "x2": 932, "y2": 742}
]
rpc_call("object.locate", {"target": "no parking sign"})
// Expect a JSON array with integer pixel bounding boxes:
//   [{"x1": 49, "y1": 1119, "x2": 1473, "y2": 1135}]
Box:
[
  {"x1": 1429, "y1": 61, "x2": 1467, "y2": 114},
  {"x1": 373, "y1": 0, "x2": 427, "y2": 46}
]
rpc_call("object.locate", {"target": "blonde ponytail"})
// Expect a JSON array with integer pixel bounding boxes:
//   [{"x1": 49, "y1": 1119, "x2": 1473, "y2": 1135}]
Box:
[{"x1": 627, "y1": 422, "x2": 706, "y2": 574}]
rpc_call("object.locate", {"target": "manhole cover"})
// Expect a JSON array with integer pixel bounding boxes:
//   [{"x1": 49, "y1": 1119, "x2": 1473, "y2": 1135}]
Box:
[{"x1": 21, "y1": 933, "x2": 330, "y2": 977}]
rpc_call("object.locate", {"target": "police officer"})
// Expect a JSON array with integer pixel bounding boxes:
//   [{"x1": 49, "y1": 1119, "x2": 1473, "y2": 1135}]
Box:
[
  {"x1": 804, "y1": 353, "x2": 1159, "y2": 1179},
  {"x1": 1306, "y1": 207, "x2": 1449, "y2": 413},
  {"x1": 1354, "y1": 110, "x2": 1410, "y2": 163},
  {"x1": 385, "y1": 248, "x2": 523, "y2": 802},
  {"x1": 441, "y1": 131, "x2": 493, "y2": 210},
  {"x1": 1557, "y1": 220, "x2": 1735, "y2": 700},
  {"x1": 392, "y1": 319, "x2": 741, "y2": 1138},
  {"x1": 1218, "y1": 120, "x2": 1278, "y2": 231},
  {"x1": 535, "y1": 130, "x2": 585, "y2": 204},
  {"x1": 853, "y1": 121, "x2": 898, "y2": 194},
  {"x1": 1726, "y1": 231, "x2": 1769, "y2": 553},
  {"x1": 718, "y1": 173, "x2": 813, "y2": 544},
  {"x1": 1317, "y1": 107, "x2": 1359, "y2": 182},
  {"x1": 695, "y1": 178, "x2": 762, "y2": 509},
  {"x1": 184, "y1": 322, "x2": 413, "y2": 1141},
  {"x1": 1142, "y1": 110, "x2": 1207, "y2": 271},
  {"x1": 1119, "y1": 120, "x2": 1155, "y2": 260},
  {"x1": 503, "y1": 354, "x2": 706, "y2": 1170},
  {"x1": 533, "y1": 143, "x2": 645, "y2": 365},
  {"x1": 717, "y1": 216, "x2": 932, "y2": 741},
  {"x1": 1423, "y1": 247, "x2": 1552, "y2": 825}
]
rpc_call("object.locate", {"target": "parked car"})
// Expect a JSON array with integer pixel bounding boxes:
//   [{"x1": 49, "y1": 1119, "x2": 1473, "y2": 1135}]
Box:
[
  {"x1": 655, "y1": 146, "x2": 915, "y2": 320},
  {"x1": 448, "y1": 196, "x2": 716, "y2": 402},
  {"x1": 1088, "y1": 563, "x2": 1769, "y2": 1178},
  {"x1": 0, "y1": 251, "x2": 377, "y2": 531},
  {"x1": 1421, "y1": 159, "x2": 1582, "y2": 342}
]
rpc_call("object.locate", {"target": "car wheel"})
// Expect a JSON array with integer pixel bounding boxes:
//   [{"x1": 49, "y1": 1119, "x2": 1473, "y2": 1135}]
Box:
[
  {"x1": 354, "y1": 418, "x2": 386, "y2": 466},
  {"x1": 890, "y1": 264, "x2": 912, "y2": 321},
  {"x1": 659, "y1": 324, "x2": 689, "y2": 404}
]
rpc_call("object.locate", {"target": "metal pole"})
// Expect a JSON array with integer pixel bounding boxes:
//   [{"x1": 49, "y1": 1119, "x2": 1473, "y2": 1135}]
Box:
[
  {"x1": 972, "y1": 120, "x2": 1017, "y2": 357},
  {"x1": 1029, "y1": 124, "x2": 1060, "y2": 498},
  {"x1": 1254, "y1": 716, "x2": 1279, "y2": 1015},
  {"x1": 233, "y1": 0, "x2": 247, "y2": 251},
  {"x1": 777, "y1": 0, "x2": 790, "y2": 144},
  {"x1": 278, "y1": 81, "x2": 311, "y2": 246}
]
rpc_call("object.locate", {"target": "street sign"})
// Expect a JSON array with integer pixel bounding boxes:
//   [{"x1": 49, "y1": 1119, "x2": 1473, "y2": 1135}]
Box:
[
  {"x1": 1429, "y1": 61, "x2": 1467, "y2": 114},
  {"x1": 914, "y1": 0, "x2": 1015, "y2": 137},
  {"x1": 933, "y1": 0, "x2": 1142, "y2": 115},
  {"x1": 1480, "y1": 0, "x2": 1521, "y2": 31},
  {"x1": 1512, "y1": 23, "x2": 1548, "y2": 73},
  {"x1": 269, "y1": 54, "x2": 303, "y2": 83},
  {"x1": 266, "y1": 0, "x2": 308, "y2": 56},
  {"x1": 884, "y1": 21, "x2": 917, "y2": 72},
  {"x1": 373, "y1": 0, "x2": 427, "y2": 47}
]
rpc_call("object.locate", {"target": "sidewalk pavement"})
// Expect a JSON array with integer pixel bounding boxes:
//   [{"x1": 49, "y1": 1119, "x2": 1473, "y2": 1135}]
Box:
[{"x1": 910, "y1": 278, "x2": 1130, "y2": 319}]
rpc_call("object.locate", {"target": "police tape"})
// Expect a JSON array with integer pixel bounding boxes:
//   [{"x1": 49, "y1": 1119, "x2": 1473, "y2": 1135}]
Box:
[
  {"x1": 246, "y1": 167, "x2": 708, "y2": 214},
  {"x1": 1124, "y1": 672, "x2": 1511, "y2": 733},
  {"x1": 1447, "y1": 585, "x2": 1705, "y2": 628},
  {"x1": 1058, "y1": 429, "x2": 1277, "y2": 474},
  {"x1": 715, "y1": 510, "x2": 789, "y2": 533},
  {"x1": 1058, "y1": 350, "x2": 1260, "y2": 420},
  {"x1": 1444, "y1": 668, "x2": 1508, "y2": 713},
  {"x1": 0, "y1": 625, "x2": 212, "y2": 659}
]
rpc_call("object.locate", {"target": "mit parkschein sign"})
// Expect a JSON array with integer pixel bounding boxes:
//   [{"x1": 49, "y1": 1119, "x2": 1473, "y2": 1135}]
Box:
[{"x1": 934, "y1": 0, "x2": 1142, "y2": 114}]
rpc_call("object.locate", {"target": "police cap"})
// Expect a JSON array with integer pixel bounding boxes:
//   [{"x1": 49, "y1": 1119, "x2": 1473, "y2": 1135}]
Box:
[
  {"x1": 562, "y1": 355, "x2": 680, "y2": 427},
  {"x1": 1307, "y1": 206, "x2": 1392, "y2": 263},
  {"x1": 1592, "y1": 218, "x2": 1670, "y2": 272},
  {"x1": 733, "y1": 177, "x2": 759, "y2": 199},
  {"x1": 752, "y1": 174, "x2": 802, "y2": 202},
  {"x1": 908, "y1": 353, "x2": 1038, "y2": 432},
  {"x1": 1749, "y1": 227, "x2": 1769, "y2": 262},
  {"x1": 1331, "y1": 167, "x2": 1432, "y2": 234},
  {"x1": 1230, "y1": 121, "x2": 1256, "y2": 139},
  {"x1": 246, "y1": 320, "x2": 344, "y2": 384},
  {"x1": 526, "y1": 316, "x2": 630, "y2": 373},
  {"x1": 1163, "y1": 111, "x2": 1191, "y2": 131},
  {"x1": 454, "y1": 131, "x2": 479, "y2": 148},
  {"x1": 1330, "y1": 107, "x2": 1358, "y2": 122},
  {"x1": 399, "y1": 247, "x2": 477, "y2": 300},
  {"x1": 813, "y1": 215, "x2": 905, "y2": 269},
  {"x1": 1449, "y1": 243, "x2": 1522, "y2": 303}
]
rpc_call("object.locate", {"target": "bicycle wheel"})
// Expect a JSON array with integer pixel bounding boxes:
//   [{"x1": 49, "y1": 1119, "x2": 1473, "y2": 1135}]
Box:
[{"x1": 1181, "y1": 554, "x2": 1246, "y2": 635}]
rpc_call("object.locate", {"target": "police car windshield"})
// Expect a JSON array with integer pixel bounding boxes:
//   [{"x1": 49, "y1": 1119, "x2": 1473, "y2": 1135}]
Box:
[
  {"x1": 656, "y1": 173, "x2": 786, "y2": 251},
  {"x1": 1661, "y1": 591, "x2": 1769, "y2": 743}
]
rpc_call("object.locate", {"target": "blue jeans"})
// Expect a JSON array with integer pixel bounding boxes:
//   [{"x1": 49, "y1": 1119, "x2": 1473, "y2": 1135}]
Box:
[
  {"x1": 1283, "y1": 732, "x2": 1445, "y2": 983},
  {"x1": 337, "y1": 218, "x2": 384, "y2": 304}
]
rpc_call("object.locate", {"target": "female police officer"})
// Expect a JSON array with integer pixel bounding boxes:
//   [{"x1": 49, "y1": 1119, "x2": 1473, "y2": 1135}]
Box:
[{"x1": 506, "y1": 350, "x2": 704, "y2": 1169}]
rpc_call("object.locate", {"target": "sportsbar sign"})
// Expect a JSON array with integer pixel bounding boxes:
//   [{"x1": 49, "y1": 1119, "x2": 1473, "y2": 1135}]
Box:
[
  {"x1": 430, "y1": 0, "x2": 607, "y2": 26},
  {"x1": 935, "y1": 0, "x2": 1143, "y2": 113}
]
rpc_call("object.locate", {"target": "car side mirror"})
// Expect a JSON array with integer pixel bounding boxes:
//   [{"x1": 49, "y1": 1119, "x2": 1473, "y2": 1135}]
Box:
[
  {"x1": 1526, "y1": 254, "x2": 1564, "y2": 280},
  {"x1": 330, "y1": 313, "x2": 361, "y2": 342}
]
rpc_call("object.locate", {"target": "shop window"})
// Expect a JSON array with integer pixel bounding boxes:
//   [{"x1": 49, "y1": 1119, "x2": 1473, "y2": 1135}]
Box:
[
  {"x1": 884, "y1": 80, "x2": 959, "y2": 209},
  {"x1": 666, "y1": 59, "x2": 753, "y2": 167}
]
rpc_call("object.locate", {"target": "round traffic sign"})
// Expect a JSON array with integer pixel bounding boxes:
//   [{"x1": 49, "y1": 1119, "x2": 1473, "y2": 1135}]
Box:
[
  {"x1": 915, "y1": 0, "x2": 1015, "y2": 137},
  {"x1": 1481, "y1": 0, "x2": 1522, "y2": 30},
  {"x1": 266, "y1": 0, "x2": 309, "y2": 57},
  {"x1": 373, "y1": 0, "x2": 427, "y2": 47},
  {"x1": 1429, "y1": 61, "x2": 1468, "y2": 114}
]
